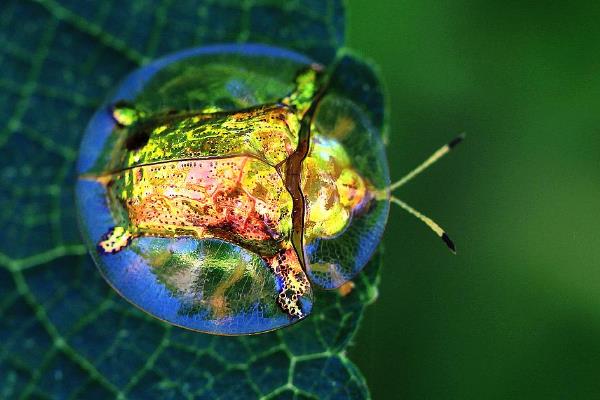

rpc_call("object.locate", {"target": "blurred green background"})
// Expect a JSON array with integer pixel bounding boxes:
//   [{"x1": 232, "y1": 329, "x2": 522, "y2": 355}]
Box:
[{"x1": 345, "y1": 1, "x2": 600, "y2": 399}]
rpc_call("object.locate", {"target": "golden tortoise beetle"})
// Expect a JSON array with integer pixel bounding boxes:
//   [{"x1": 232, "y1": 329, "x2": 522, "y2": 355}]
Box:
[{"x1": 76, "y1": 44, "x2": 461, "y2": 335}]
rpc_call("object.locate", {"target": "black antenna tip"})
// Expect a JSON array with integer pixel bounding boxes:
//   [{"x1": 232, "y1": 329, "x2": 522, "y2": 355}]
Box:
[
  {"x1": 441, "y1": 232, "x2": 456, "y2": 254},
  {"x1": 448, "y1": 133, "x2": 466, "y2": 149}
]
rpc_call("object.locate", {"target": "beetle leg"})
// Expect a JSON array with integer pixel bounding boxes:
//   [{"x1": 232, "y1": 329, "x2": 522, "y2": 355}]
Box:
[
  {"x1": 98, "y1": 226, "x2": 133, "y2": 253},
  {"x1": 338, "y1": 281, "x2": 355, "y2": 297},
  {"x1": 111, "y1": 101, "x2": 140, "y2": 127},
  {"x1": 264, "y1": 247, "x2": 311, "y2": 318}
]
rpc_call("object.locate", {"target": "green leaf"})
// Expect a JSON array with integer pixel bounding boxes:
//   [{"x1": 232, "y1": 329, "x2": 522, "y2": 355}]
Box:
[{"x1": 0, "y1": 1, "x2": 385, "y2": 398}]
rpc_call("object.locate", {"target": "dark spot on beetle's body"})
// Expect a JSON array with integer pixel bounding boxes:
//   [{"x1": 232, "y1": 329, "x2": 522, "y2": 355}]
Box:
[{"x1": 125, "y1": 127, "x2": 151, "y2": 151}]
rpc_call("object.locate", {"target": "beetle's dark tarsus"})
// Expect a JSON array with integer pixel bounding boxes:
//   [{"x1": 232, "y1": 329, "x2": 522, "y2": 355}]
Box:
[{"x1": 125, "y1": 127, "x2": 152, "y2": 151}]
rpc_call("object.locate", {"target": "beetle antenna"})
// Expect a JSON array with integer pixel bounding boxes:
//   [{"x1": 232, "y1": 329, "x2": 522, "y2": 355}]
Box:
[
  {"x1": 382, "y1": 134, "x2": 464, "y2": 253},
  {"x1": 390, "y1": 196, "x2": 456, "y2": 253},
  {"x1": 388, "y1": 133, "x2": 465, "y2": 192}
]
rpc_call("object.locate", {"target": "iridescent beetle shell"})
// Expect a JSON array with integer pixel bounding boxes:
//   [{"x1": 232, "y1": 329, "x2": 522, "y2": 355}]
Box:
[{"x1": 76, "y1": 44, "x2": 390, "y2": 335}]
